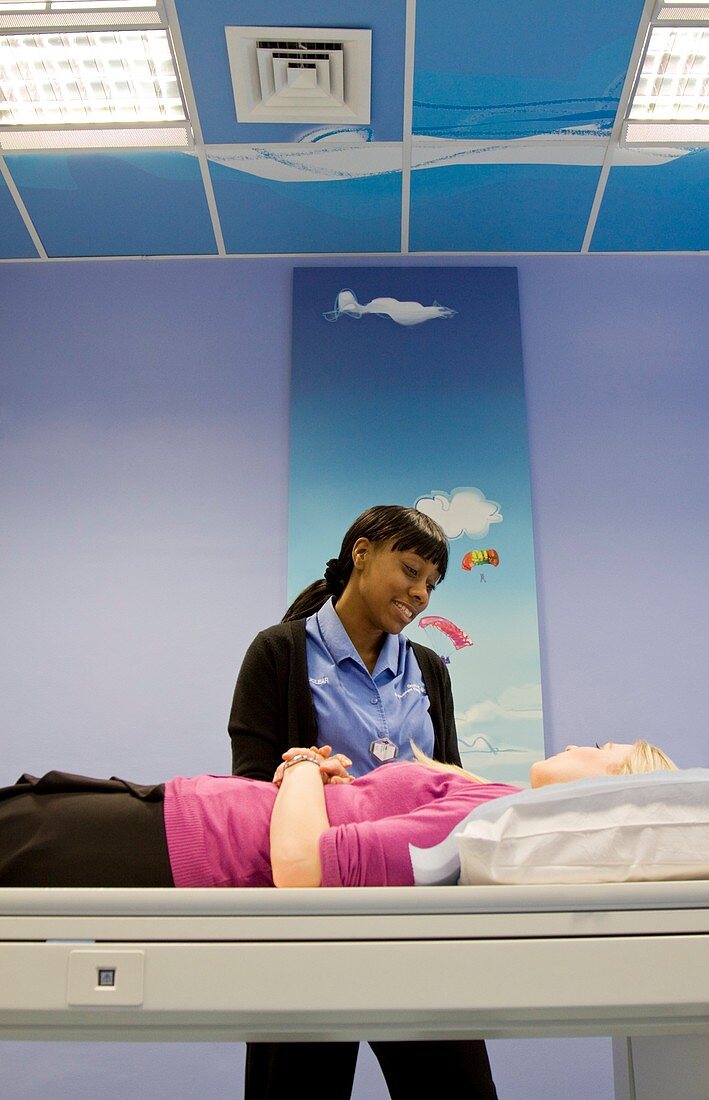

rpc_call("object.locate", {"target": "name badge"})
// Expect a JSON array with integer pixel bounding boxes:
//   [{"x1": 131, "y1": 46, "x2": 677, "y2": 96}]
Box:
[{"x1": 369, "y1": 737, "x2": 398, "y2": 763}]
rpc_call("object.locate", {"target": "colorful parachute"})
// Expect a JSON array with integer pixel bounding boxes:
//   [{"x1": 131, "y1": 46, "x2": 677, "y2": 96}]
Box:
[
  {"x1": 462, "y1": 549, "x2": 499, "y2": 570},
  {"x1": 418, "y1": 616, "x2": 473, "y2": 651}
]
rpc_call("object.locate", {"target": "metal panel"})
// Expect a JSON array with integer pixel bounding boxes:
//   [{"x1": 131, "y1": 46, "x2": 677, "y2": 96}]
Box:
[
  {"x1": 1, "y1": 935, "x2": 708, "y2": 1041},
  {"x1": 1, "y1": 885, "x2": 708, "y2": 1044}
]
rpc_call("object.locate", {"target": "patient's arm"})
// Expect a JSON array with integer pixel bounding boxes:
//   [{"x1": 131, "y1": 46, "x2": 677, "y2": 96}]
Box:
[{"x1": 270, "y1": 753, "x2": 331, "y2": 888}]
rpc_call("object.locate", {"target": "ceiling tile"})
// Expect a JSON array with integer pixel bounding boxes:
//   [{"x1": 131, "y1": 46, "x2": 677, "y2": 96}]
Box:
[
  {"x1": 208, "y1": 147, "x2": 402, "y2": 254},
  {"x1": 592, "y1": 149, "x2": 709, "y2": 251},
  {"x1": 0, "y1": 171, "x2": 38, "y2": 258},
  {"x1": 4, "y1": 153, "x2": 218, "y2": 257},
  {"x1": 410, "y1": 163, "x2": 601, "y2": 252},
  {"x1": 413, "y1": 0, "x2": 645, "y2": 141},
  {"x1": 175, "y1": 0, "x2": 406, "y2": 143}
]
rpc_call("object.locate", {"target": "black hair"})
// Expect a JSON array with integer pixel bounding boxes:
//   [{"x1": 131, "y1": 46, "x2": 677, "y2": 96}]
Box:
[{"x1": 282, "y1": 504, "x2": 449, "y2": 622}]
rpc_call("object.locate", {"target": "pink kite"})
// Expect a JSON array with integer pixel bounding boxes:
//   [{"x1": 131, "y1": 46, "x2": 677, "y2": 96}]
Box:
[{"x1": 418, "y1": 615, "x2": 473, "y2": 650}]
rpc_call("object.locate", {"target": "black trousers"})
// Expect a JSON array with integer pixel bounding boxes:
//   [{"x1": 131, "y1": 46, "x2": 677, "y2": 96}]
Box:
[
  {"x1": 0, "y1": 770, "x2": 173, "y2": 887},
  {"x1": 245, "y1": 1039, "x2": 498, "y2": 1100}
]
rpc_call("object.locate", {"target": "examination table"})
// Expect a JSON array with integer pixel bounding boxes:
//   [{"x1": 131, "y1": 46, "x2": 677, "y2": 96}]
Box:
[{"x1": 1, "y1": 882, "x2": 708, "y2": 1098}]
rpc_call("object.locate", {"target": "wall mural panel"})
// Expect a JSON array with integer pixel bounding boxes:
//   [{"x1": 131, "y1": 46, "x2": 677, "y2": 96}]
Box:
[{"x1": 289, "y1": 266, "x2": 544, "y2": 786}]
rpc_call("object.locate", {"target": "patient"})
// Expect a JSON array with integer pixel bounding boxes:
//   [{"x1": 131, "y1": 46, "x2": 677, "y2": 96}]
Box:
[{"x1": 0, "y1": 740, "x2": 676, "y2": 889}]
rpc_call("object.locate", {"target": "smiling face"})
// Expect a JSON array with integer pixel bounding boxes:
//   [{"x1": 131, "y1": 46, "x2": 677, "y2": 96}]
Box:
[
  {"x1": 348, "y1": 537, "x2": 442, "y2": 637},
  {"x1": 530, "y1": 742, "x2": 635, "y2": 788}
]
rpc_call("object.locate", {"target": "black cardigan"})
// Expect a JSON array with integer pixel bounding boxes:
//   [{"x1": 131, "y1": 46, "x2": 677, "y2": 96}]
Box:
[{"x1": 228, "y1": 619, "x2": 462, "y2": 780}]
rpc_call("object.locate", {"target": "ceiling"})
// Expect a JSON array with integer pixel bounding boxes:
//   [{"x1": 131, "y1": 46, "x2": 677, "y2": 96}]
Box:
[{"x1": 1, "y1": 0, "x2": 707, "y2": 261}]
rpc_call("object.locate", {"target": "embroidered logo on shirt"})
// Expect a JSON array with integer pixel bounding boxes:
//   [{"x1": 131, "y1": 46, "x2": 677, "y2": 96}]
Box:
[
  {"x1": 395, "y1": 683, "x2": 426, "y2": 699},
  {"x1": 309, "y1": 676, "x2": 329, "y2": 685}
]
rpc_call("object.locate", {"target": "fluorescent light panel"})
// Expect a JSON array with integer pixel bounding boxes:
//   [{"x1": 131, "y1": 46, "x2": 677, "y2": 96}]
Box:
[
  {"x1": 0, "y1": 28, "x2": 185, "y2": 124},
  {"x1": 657, "y1": 6, "x2": 709, "y2": 16},
  {"x1": 54, "y1": 3, "x2": 158, "y2": 9},
  {"x1": 0, "y1": 13, "x2": 162, "y2": 28},
  {"x1": 624, "y1": 119, "x2": 709, "y2": 140},
  {"x1": 629, "y1": 26, "x2": 709, "y2": 119},
  {"x1": 0, "y1": 120, "x2": 188, "y2": 145},
  {"x1": 0, "y1": 3, "x2": 160, "y2": 28},
  {"x1": 0, "y1": 3, "x2": 157, "y2": 9}
]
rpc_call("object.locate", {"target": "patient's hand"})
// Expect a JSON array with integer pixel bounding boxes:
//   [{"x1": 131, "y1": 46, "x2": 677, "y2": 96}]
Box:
[
  {"x1": 316, "y1": 745, "x2": 354, "y2": 785},
  {"x1": 273, "y1": 745, "x2": 353, "y2": 787}
]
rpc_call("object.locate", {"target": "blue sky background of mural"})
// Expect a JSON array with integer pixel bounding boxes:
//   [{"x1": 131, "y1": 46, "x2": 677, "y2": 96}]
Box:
[{"x1": 289, "y1": 266, "x2": 543, "y2": 786}]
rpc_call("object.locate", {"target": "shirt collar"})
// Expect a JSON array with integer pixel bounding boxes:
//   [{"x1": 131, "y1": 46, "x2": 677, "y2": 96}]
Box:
[
  {"x1": 315, "y1": 597, "x2": 402, "y2": 677},
  {"x1": 376, "y1": 629, "x2": 401, "y2": 677}
]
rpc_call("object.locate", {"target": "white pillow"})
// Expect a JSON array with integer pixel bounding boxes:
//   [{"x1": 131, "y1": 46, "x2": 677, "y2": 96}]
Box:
[{"x1": 457, "y1": 768, "x2": 709, "y2": 886}]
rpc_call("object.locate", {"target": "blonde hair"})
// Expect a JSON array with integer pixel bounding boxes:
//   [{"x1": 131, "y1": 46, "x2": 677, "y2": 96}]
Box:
[
  {"x1": 613, "y1": 739, "x2": 678, "y2": 775},
  {"x1": 411, "y1": 743, "x2": 487, "y2": 784},
  {"x1": 411, "y1": 738, "x2": 677, "y2": 785}
]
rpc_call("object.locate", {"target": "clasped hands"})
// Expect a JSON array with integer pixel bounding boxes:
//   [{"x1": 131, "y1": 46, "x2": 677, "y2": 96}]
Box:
[{"x1": 272, "y1": 745, "x2": 354, "y2": 788}]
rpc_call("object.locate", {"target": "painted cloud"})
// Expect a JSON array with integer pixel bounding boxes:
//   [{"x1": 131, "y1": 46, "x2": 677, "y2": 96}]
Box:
[
  {"x1": 323, "y1": 289, "x2": 456, "y2": 326},
  {"x1": 416, "y1": 487, "x2": 502, "y2": 539}
]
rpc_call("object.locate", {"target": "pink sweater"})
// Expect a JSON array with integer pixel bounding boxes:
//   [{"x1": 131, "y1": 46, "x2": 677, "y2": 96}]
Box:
[{"x1": 163, "y1": 762, "x2": 519, "y2": 888}]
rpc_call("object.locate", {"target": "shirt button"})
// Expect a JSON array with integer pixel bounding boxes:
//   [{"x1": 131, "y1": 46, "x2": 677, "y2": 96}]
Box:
[{"x1": 370, "y1": 697, "x2": 379, "y2": 705}]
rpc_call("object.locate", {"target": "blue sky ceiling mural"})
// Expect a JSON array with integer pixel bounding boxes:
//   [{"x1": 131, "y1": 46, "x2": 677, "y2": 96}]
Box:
[{"x1": 0, "y1": 0, "x2": 707, "y2": 259}]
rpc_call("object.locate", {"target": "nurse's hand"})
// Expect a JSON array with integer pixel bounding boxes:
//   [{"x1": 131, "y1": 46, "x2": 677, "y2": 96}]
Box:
[
  {"x1": 273, "y1": 745, "x2": 353, "y2": 787},
  {"x1": 314, "y1": 744, "x2": 354, "y2": 784}
]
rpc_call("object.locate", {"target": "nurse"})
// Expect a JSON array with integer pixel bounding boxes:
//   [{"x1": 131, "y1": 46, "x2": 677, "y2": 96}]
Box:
[{"x1": 228, "y1": 503, "x2": 498, "y2": 1100}]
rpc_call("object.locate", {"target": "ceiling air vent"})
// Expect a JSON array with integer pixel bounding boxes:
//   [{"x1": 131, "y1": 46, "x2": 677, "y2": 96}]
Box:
[{"x1": 225, "y1": 26, "x2": 371, "y2": 124}]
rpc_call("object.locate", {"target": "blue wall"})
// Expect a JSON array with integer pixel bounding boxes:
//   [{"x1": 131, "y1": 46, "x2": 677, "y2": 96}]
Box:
[{"x1": 0, "y1": 253, "x2": 707, "y2": 1098}]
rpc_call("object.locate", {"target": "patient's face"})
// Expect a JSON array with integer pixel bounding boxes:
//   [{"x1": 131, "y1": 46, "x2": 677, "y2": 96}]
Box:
[{"x1": 530, "y1": 742, "x2": 634, "y2": 788}]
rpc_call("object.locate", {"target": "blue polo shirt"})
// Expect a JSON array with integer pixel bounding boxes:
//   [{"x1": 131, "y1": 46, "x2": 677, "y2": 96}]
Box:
[{"x1": 305, "y1": 598, "x2": 435, "y2": 776}]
